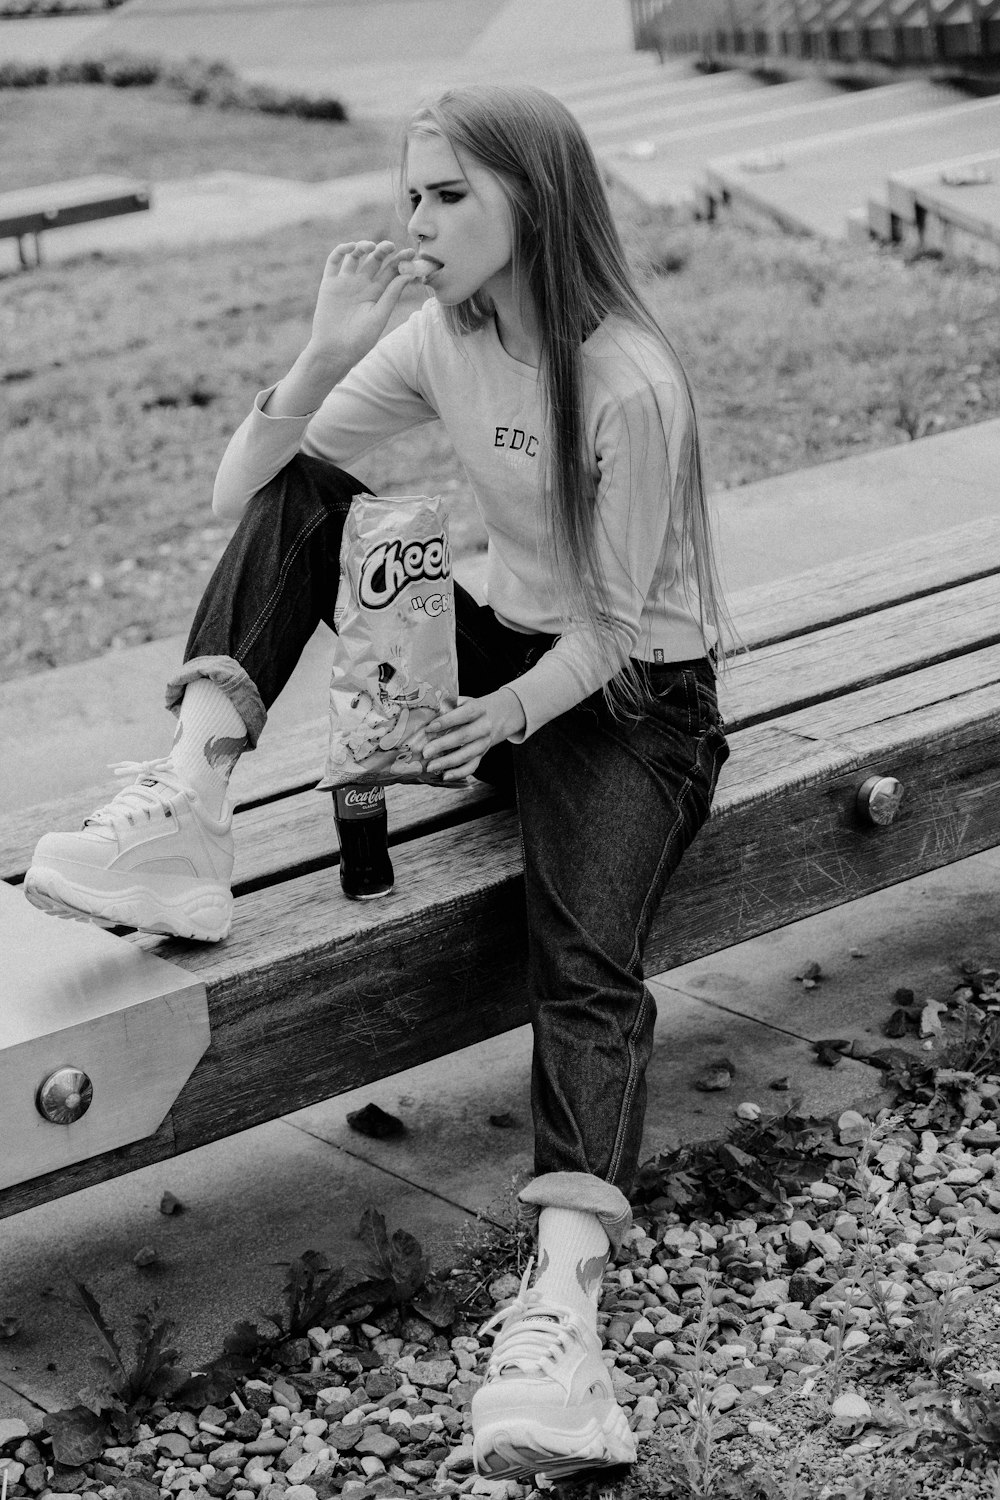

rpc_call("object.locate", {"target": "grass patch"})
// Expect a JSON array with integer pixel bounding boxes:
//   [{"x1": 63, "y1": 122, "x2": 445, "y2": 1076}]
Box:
[
  {"x1": 0, "y1": 52, "x2": 349, "y2": 120},
  {"x1": 1, "y1": 88, "x2": 998, "y2": 682},
  {"x1": 0, "y1": 82, "x2": 391, "y2": 190}
]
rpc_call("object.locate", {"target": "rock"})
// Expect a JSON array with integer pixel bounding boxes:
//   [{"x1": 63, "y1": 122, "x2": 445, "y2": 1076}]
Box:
[
  {"x1": 209, "y1": 1444, "x2": 246, "y2": 1468},
  {"x1": 694, "y1": 1064, "x2": 734, "y2": 1092},
  {"x1": 345, "y1": 1103, "x2": 405, "y2": 1139},
  {"x1": 230, "y1": 1413, "x2": 263, "y2": 1443},
  {"x1": 364, "y1": 1371, "x2": 396, "y2": 1401},
  {"x1": 837, "y1": 1111, "x2": 867, "y2": 1146},
  {"x1": 946, "y1": 1166, "x2": 984, "y2": 1185},
  {"x1": 0, "y1": 1420, "x2": 29, "y2": 1447},
  {"x1": 487, "y1": 1275, "x2": 520, "y2": 1301},
  {"x1": 283, "y1": 1489, "x2": 318, "y2": 1500},
  {"x1": 284, "y1": 1456, "x2": 318, "y2": 1486},
  {"x1": 409, "y1": 1359, "x2": 455, "y2": 1391},
  {"x1": 711, "y1": 1384, "x2": 740, "y2": 1411},
  {"x1": 157, "y1": 1433, "x2": 193, "y2": 1459},
  {"x1": 243, "y1": 1384, "x2": 274, "y2": 1416},
  {"x1": 788, "y1": 1272, "x2": 832, "y2": 1306},
  {"x1": 788, "y1": 1219, "x2": 812, "y2": 1251},
  {"x1": 114, "y1": 1478, "x2": 161, "y2": 1500},
  {"x1": 244, "y1": 1438, "x2": 288, "y2": 1458},
  {"x1": 206, "y1": 1474, "x2": 238, "y2": 1498},
  {"x1": 0, "y1": 1461, "x2": 24, "y2": 1485},
  {"x1": 750, "y1": 1279, "x2": 789, "y2": 1309},
  {"x1": 831, "y1": 1393, "x2": 872, "y2": 1422},
  {"x1": 736, "y1": 1103, "x2": 762, "y2": 1122},
  {"x1": 276, "y1": 1441, "x2": 305, "y2": 1471},
  {"x1": 270, "y1": 1380, "x2": 301, "y2": 1413},
  {"x1": 323, "y1": 1423, "x2": 360, "y2": 1452}
]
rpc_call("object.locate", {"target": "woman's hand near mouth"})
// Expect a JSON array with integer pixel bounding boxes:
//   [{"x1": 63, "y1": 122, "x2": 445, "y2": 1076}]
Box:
[
  {"x1": 266, "y1": 241, "x2": 419, "y2": 417},
  {"x1": 308, "y1": 240, "x2": 419, "y2": 374}
]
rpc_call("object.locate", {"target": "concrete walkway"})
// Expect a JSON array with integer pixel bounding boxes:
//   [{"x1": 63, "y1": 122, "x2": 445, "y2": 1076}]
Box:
[{"x1": 3, "y1": 418, "x2": 999, "y2": 1419}]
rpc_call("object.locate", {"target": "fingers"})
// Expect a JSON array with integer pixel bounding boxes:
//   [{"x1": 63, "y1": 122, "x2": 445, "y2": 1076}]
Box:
[
  {"x1": 424, "y1": 703, "x2": 491, "y2": 780},
  {"x1": 325, "y1": 242, "x2": 414, "y2": 281}
]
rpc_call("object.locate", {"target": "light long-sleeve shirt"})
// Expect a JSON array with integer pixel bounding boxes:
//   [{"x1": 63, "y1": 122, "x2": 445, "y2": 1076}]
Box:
[{"x1": 214, "y1": 297, "x2": 710, "y2": 739}]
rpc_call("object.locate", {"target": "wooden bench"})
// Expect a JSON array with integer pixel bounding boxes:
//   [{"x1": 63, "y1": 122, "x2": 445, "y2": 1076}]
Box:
[
  {"x1": 3, "y1": 510, "x2": 1000, "y2": 1219},
  {"x1": 0, "y1": 176, "x2": 151, "y2": 269}
]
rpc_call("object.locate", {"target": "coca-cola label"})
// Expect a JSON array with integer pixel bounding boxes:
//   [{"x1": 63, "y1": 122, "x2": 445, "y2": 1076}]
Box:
[
  {"x1": 335, "y1": 784, "x2": 386, "y2": 819},
  {"x1": 358, "y1": 535, "x2": 451, "y2": 610}
]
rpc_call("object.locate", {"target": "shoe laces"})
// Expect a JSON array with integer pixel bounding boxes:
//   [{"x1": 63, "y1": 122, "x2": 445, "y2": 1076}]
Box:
[
  {"x1": 83, "y1": 757, "x2": 184, "y2": 830},
  {"x1": 479, "y1": 1259, "x2": 583, "y2": 1379}
]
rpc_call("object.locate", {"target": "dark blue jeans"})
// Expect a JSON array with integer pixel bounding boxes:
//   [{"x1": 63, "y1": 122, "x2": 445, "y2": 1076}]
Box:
[{"x1": 174, "y1": 454, "x2": 729, "y2": 1195}]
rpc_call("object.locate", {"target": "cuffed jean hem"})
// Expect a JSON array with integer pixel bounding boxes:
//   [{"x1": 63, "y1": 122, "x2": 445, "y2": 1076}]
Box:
[
  {"x1": 517, "y1": 1171, "x2": 633, "y2": 1255},
  {"x1": 165, "y1": 655, "x2": 267, "y2": 749}
]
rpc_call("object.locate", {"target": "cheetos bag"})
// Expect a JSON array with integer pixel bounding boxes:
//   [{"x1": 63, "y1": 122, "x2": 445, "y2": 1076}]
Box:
[{"x1": 318, "y1": 494, "x2": 460, "y2": 789}]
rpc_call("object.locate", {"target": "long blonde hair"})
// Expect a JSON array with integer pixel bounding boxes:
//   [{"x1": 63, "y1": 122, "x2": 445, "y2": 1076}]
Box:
[{"x1": 403, "y1": 84, "x2": 729, "y2": 707}]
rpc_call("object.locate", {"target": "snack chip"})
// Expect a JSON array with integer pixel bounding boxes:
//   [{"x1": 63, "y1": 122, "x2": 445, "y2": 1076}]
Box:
[{"x1": 318, "y1": 494, "x2": 459, "y2": 789}]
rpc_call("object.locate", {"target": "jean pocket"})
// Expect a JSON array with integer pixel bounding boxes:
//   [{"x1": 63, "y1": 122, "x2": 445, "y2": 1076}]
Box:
[
  {"x1": 644, "y1": 666, "x2": 701, "y2": 737},
  {"x1": 692, "y1": 670, "x2": 726, "y2": 737}
]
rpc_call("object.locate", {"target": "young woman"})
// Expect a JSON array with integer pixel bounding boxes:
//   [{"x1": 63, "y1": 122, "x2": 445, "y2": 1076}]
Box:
[{"x1": 26, "y1": 84, "x2": 730, "y2": 1483}]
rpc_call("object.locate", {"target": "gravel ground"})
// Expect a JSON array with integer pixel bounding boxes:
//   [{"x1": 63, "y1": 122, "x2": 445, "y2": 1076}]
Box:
[{"x1": 4, "y1": 1085, "x2": 1000, "y2": 1500}]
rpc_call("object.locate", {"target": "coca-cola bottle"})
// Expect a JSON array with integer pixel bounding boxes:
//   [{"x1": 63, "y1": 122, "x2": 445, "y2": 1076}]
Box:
[{"x1": 332, "y1": 783, "x2": 394, "y2": 900}]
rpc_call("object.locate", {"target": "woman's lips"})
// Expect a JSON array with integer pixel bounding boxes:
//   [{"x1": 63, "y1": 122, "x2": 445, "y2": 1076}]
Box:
[{"x1": 402, "y1": 255, "x2": 443, "y2": 283}]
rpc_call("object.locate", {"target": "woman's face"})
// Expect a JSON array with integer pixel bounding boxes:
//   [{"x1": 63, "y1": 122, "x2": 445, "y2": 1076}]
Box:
[{"x1": 405, "y1": 132, "x2": 515, "y2": 307}]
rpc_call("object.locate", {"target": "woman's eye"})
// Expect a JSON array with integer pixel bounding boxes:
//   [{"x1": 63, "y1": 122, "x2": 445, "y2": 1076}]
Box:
[{"x1": 439, "y1": 191, "x2": 464, "y2": 204}]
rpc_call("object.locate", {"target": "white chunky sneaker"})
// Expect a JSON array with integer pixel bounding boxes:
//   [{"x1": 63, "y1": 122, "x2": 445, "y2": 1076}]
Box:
[
  {"x1": 472, "y1": 1262, "x2": 637, "y2": 1483},
  {"x1": 24, "y1": 758, "x2": 234, "y2": 942}
]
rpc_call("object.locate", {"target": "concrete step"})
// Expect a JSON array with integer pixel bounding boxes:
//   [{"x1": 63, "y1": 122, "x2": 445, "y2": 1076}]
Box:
[
  {"x1": 559, "y1": 63, "x2": 760, "y2": 125},
  {"x1": 707, "y1": 87, "x2": 1000, "y2": 240},
  {"x1": 611, "y1": 77, "x2": 957, "y2": 211},
  {"x1": 600, "y1": 76, "x2": 844, "y2": 206},
  {"x1": 884, "y1": 149, "x2": 1000, "y2": 265}
]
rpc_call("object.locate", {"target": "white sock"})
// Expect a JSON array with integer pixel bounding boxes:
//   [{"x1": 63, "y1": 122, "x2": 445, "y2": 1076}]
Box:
[
  {"x1": 169, "y1": 678, "x2": 249, "y2": 819},
  {"x1": 530, "y1": 1207, "x2": 610, "y2": 1323}
]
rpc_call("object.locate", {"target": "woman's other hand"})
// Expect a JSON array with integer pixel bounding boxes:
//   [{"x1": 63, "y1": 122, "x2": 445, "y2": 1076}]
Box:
[
  {"x1": 423, "y1": 689, "x2": 525, "y2": 781},
  {"x1": 309, "y1": 241, "x2": 417, "y2": 371}
]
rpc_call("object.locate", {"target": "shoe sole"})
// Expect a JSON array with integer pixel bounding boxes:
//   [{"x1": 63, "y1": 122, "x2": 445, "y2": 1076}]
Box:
[
  {"x1": 473, "y1": 1402, "x2": 636, "y2": 1482},
  {"x1": 24, "y1": 866, "x2": 232, "y2": 943}
]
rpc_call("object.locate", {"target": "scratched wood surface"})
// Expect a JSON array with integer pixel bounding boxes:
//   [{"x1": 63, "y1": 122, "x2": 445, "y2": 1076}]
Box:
[
  {"x1": 5, "y1": 515, "x2": 1000, "y2": 881},
  {"x1": 4, "y1": 564, "x2": 1000, "y2": 883},
  {"x1": 726, "y1": 512, "x2": 1000, "y2": 650},
  {"x1": 203, "y1": 639, "x2": 1000, "y2": 892},
  {"x1": 4, "y1": 671, "x2": 999, "y2": 1218},
  {"x1": 723, "y1": 572, "x2": 1000, "y2": 728}
]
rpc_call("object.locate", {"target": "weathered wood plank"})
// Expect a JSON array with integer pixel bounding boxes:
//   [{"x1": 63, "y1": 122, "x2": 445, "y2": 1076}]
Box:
[
  {"x1": 5, "y1": 679, "x2": 997, "y2": 1219},
  {"x1": 728, "y1": 513, "x2": 1000, "y2": 650},
  {"x1": 6, "y1": 638, "x2": 1000, "y2": 893},
  {"x1": 4, "y1": 560, "x2": 999, "y2": 881},
  {"x1": 722, "y1": 572, "x2": 1000, "y2": 728},
  {"x1": 233, "y1": 779, "x2": 497, "y2": 890},
  {"x1": 227, "y1": 642, "x2": 1000, "y2": 889}
]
